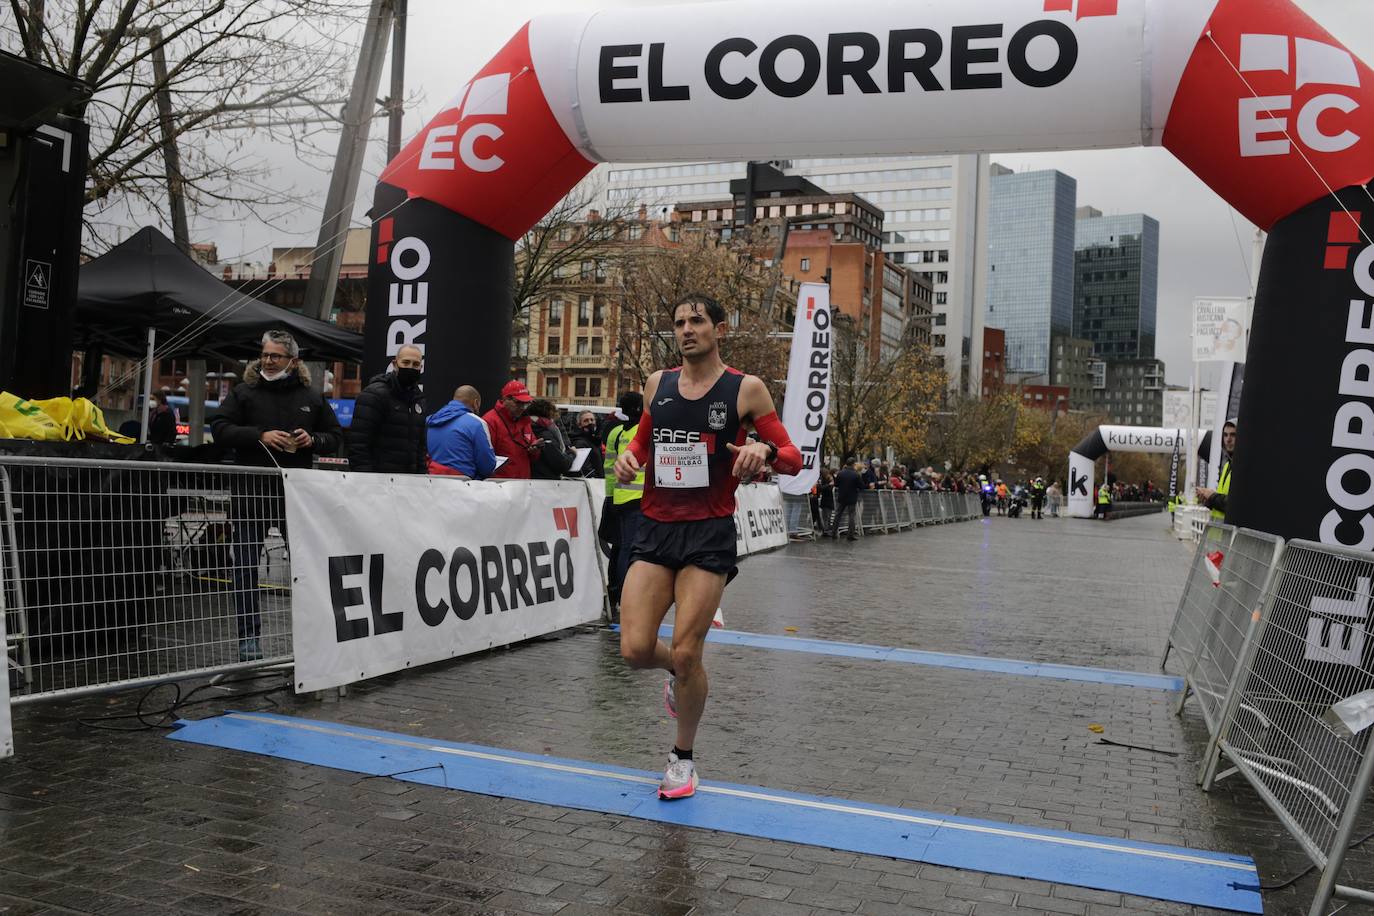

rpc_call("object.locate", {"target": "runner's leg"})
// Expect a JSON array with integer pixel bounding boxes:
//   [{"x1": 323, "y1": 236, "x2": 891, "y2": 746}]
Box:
[
  {"x1": 669, "y1": 565, "x2": 727, "y2": 751},
  {"x1": 619, "y1": 560, "x2": 676, "y2": 671}
]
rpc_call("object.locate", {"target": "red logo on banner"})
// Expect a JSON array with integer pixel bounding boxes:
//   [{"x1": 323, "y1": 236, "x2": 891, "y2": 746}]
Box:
[
  {"x1": 1043, "y1": 0, "x2": 1117, "y2": 19},
  {"x1": 375, "y1": 217, "x2": 394, "y2": 265},
  {"x1": 805, "y1": 297, "x2": 815, "y2": 320},
  {"x1": 1324, "y1": 211, "x2": 1364, "y2": 270},
  {"x1": 1162, "y1": 0, "x2": 1374, "y2": 229},
  {"x1": 552, "y1": 507, "x2": 580, "y2": 538},
  {"x1": 1206, "y1": 550, "x2": 1225, "y2": 587},
  {"x1": 379, "y1": 23, "x2": 595, "y2": 241}
]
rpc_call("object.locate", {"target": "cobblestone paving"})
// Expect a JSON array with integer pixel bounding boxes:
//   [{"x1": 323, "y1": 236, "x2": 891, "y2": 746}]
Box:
[{"x1": 3, "y1": 513, "x2": 1370, "y2": 915}]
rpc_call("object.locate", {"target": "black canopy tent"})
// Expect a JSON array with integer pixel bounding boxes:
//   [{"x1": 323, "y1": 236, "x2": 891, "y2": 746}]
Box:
[{"x1": 76, "y1": 227, "x2": 363, "y2": 362}]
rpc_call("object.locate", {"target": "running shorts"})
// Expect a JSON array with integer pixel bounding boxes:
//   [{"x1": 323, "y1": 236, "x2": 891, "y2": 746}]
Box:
[{"x1": 629, "y1": 515, "x2": 738, "y2": 581}]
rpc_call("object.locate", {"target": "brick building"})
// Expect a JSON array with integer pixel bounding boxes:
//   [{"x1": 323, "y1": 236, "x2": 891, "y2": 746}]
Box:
[
  {"x1": 982, "y1": 327, "x2": 1006, "y2": 395},
  {"x1": 674, "y1": 169, "x2": 933, "y2": 364}
]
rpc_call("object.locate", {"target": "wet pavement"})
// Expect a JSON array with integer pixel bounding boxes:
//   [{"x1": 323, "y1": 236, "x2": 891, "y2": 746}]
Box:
[{"x1": 3, "y1": 512, "x2": 1371, "y2": 915}]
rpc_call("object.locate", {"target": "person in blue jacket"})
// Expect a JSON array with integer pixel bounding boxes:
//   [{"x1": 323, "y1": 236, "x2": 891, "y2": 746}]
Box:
[{"x1": 426, "y1": 385, "x2": 498, "y2": 479}]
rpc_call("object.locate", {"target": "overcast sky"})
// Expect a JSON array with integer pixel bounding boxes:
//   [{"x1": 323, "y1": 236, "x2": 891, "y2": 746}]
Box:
[{"x1": 181, "y1": 0, "x2": 1373, "y2": 386}]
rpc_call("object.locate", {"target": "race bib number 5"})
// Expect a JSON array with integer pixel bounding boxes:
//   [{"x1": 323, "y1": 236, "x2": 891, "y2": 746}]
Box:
[{"x1": 655, "y1": 442, "x2": 709, "y2": 489}]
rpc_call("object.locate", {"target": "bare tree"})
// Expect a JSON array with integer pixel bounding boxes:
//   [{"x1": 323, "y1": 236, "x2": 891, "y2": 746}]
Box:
[
  {"x1": 512, "y1": 182, "x2": 643, "y2": 322},
  {"x1": 825, "y1": 316, "x2": 945, "y2": 463},
  {"x1": 614, "y1": 228, "x2": 793, "y2": 393},
  {"x1": 3, "y1": 0, "x2": 368, "y2": 250},
  {"x1": 923, "y1": 391, "x2": 1022, "y2": 474}
]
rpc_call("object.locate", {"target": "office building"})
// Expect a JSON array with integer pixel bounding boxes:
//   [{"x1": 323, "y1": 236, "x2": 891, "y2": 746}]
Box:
[
  {"x1": 596, "y1": 153, "x2": 990, "y2": 393},
  {"x1": 674, "y1": 167, "x2": 932, "y2": 362},
  {"x1": 984, "y1": 167, "x2": 1077, "y2": 379},
  {"x1": 1091, "y1": 357, "x2": 1165, "y2": 425},
  {"x1": 1050, "y1": 335, "x2": 1097, "y2": 411},
  {"x1": 1073, "y1": 207, "x2": 1160, "y2": 359}
]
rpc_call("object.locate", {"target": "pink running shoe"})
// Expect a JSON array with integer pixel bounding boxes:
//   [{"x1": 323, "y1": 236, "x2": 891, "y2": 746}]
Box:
[
  {"x1": 658, "y1": 753, "x2": 698, "y2": 800},
  {"x1": 663, "y1": 675, "x2": 678, "y2": 719}
]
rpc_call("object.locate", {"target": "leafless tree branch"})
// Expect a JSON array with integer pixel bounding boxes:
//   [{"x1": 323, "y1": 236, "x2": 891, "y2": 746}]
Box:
[{"x1": 4, "y1": 0, "x2": 368, "y2": 250}]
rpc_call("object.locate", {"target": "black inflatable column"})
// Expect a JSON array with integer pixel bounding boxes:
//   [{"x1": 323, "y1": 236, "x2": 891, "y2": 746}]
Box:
[
  {"x1": 363, "y1": 182, "x2": 515, "y2": 413},
  {"x1": 1228, "y1": 185, "x2": 1374, "y2": 547}
]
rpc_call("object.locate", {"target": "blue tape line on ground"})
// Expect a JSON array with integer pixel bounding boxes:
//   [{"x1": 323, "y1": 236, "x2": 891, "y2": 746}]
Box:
[
  {"x1": 637, "y1": 626, "x2": 1184, "y2": 691},
  {"x1": 169, "y1": 712, "x2": 1260, "y2": 913}
]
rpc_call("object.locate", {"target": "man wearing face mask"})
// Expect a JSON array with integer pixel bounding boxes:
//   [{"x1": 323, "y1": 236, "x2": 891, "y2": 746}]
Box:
[
  {"x1": 211, "y1": 330, "x2": 341, "y2": 661},
  {"x1": 569, "y1": 410, "x2": 604, "y2": 479},
  {"x1": 345, "y1": 344, "x2": 427, "y2": 473}
]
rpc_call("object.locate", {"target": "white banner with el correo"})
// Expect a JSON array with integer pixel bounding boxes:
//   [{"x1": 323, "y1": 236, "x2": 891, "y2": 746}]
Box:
[
  {"x1": 778, "y1": 282, "x2": 832, "y2": 497},
  {"x1": 285, "y1": 471, "x2": 603, "y2": 693},
  {"x1": 735, "y1": 483, "x2": 789, "y2": 554}
]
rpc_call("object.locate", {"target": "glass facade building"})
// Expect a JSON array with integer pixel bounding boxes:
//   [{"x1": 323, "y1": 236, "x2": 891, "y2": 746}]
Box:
[
  {"x1": 1073, "y1": 212, "x2": 1160, "y2": 360},
  {"x1": 984, "y1": 169, "x2": 1077, "y2": 377}
]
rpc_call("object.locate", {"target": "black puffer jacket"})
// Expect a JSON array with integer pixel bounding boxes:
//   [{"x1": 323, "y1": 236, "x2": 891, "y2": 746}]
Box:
[
  {"x1": 346, "y1": 372, "x2": 426, "y2": 473},
  {"x1": 209, "y1": 362, "x2": 342, "y2": 469},
  {"x1": 531, "y1": 417, "x2": 574, "y2": 480},
  {"x1": 568, "y1": 428, "x2": 603, "y2": 478}
]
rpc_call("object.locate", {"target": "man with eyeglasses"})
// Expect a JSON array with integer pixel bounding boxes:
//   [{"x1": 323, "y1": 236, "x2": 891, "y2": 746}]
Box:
[{"x1": 211, "y1": 330, "x2": 341, "y2": 660}]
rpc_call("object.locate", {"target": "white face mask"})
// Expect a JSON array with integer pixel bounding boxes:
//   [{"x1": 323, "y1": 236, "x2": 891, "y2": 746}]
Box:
[{"x1": 260, "y1": 365, "x2": 289, "y2": 382}]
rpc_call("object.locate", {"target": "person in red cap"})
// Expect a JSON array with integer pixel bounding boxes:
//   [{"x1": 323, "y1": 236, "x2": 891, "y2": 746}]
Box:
[{"x1": 482, "y1": 380, "x2": 540, "y2": 479}]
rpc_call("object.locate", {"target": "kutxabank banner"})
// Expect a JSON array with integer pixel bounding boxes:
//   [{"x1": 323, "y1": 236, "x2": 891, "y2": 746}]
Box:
[
  {"x1": 778, "y1": 283, "x2": 832, "y2": 497},
  {"x1": 285, "y1": 472, "x2": 602, "y2": 693},
  {"x1": 1068, "y1": 426, "x2": 1201, "y2": 518}
]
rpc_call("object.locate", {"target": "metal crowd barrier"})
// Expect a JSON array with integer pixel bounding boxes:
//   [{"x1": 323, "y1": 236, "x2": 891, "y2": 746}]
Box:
[
  {"x1": 778, "y1": 490, "x2": 982, "y2": 539},
  {"x1": 781, "y1": 493, "x2": 817, "y2": 540},
  {"x1": 0, "y1": 461, "x2": 985, "y2": 711},
  {"x1": 2, "y1": 456, "x2": 291, "y2": 704},
  {"x1": 1172, "y1": 504, "x2": 1211, "y2": 542},
  {"x1": 1165, "y1": 523, "x2": 1374, "y2": 914}
]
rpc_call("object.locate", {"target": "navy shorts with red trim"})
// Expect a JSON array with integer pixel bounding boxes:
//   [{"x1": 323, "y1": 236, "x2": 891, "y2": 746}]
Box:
[{"x1": 629, "y1": 515, "x2": 738, "y2": 582}]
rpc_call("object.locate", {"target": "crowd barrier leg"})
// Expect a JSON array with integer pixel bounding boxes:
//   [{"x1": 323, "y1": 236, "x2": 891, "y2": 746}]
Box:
[{"x1": 1197, "y1": 538, "x2": 1286, "y2": 791}]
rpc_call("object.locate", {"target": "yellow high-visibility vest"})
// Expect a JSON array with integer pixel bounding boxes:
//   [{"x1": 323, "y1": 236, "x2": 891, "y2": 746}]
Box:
[
  {"x1": 603, "y1": 423, "x2": 623, "y2": 498},
  {"x1": 609, "y1": 423, "x2": 644, "y2": 506},
  {"x1": 1210, "y1": 462, "x2": 1231, "y2": 521}
]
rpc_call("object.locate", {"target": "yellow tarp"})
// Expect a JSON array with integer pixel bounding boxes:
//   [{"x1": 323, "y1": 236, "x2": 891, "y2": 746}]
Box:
[{"x1": 0, "y1": 393, "x2": 134, "y2": 444}]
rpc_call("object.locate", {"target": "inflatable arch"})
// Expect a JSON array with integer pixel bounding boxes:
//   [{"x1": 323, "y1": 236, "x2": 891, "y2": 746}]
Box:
[
  {"x1": 1066, "y1": 425, "x2": 1200, "y2": 518},
  {"x1": 363, "y1": 0, "x2": 1374, "y2": 544}
]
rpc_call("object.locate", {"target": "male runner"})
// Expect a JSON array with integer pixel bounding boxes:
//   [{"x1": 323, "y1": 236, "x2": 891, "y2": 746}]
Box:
[{"x1": 614, "y1": 294, "x2": 802, "y2": 800}]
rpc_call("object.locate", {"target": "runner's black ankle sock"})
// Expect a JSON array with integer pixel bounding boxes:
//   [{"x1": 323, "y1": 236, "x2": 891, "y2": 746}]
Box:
[{"x1": 672, "y1": 746, "x2": 693, "y2": 761}]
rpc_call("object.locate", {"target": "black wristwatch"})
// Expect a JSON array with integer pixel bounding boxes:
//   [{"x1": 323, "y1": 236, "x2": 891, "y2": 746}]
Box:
[{"x1": 763, "y1": 440, "x2": 778, "y2": 463}]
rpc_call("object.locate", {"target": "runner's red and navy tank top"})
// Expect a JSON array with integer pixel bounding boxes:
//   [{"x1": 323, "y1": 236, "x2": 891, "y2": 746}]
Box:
[{"x1": 642, "y1": 367, "x2": 747, "y2": 522}]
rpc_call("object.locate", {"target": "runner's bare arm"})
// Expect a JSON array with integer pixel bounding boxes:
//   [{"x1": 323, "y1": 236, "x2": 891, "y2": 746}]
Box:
[
  {"x1": 614, "y1": 371, "x2": 661, "y2": 483},
  {"x1": 727, "y1": 375, "x2": 803, "y2": 478}
]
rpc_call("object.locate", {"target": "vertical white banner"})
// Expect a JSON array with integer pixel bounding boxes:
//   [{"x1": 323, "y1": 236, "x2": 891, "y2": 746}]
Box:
[
  {"x1": 1192, "y1": 298, "x2": 1248, "y2": 363},
  {"x1": 1, "y1": 606, "x2": 11, "y2": 758},
  {"x1": 778, "y1": 283, "x2": 832, "y2": 497}
]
